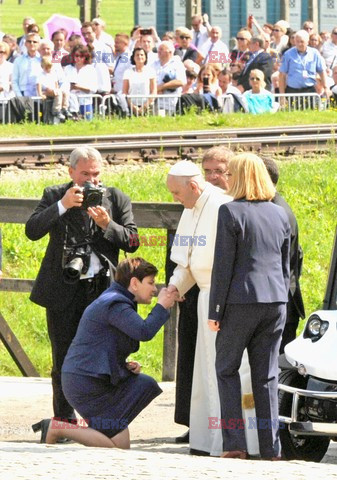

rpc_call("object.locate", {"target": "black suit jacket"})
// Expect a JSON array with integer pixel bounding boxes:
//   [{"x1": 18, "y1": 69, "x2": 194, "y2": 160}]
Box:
[
  {"x1": 238, "y1": 51, "x2": 274, "y2": 92},
  {"x1": 272, "y1": 192, "x2": 305, "y2": 320},
  {"x1": 25, "y1": 182, "x2": 138, "y2": 310},
  {"x1": 209, "y1": 199, "x2": 290, "y2": 322},
  {"x1": 174, "y1": 47, "x2": 198, "y2": 63}
]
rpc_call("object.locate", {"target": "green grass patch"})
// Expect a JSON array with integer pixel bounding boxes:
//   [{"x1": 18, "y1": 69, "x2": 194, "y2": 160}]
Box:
[
  {"x1": 1, "y1": 110, "x2": 337, "y2": 138},
  {"x1": 0, "y1": 156, "x2": 337, "y2": 379},
  {"x1": 0, "y1": 0, "x2": 134, "y2": 37}
]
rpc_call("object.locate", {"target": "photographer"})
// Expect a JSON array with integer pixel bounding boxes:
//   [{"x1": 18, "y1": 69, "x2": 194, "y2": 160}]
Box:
[{"x1": 25, "y1": 146, "x2": 138, "y2": 425}]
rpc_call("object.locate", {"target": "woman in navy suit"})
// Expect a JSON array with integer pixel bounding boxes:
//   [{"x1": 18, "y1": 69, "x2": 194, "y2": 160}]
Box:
[
  {"x1": 208, "y1": 153, "x2": 290, "y2": 460},
  {"x1": 32, "y1": 257, "x2": 177, "y2": 448}
]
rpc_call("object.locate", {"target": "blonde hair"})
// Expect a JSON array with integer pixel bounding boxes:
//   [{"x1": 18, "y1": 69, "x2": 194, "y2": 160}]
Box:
[
  {"x1": 0, "y1": 41, "x2": 10, "y2": 57},
  {"x1": 249, "y1": 68, "x2": 266, "y2": 89},
  {"x1": 227, "y1": 153, "x2": 276, "y2": 201},
  {"x1": 41, "y1": 55, "x2": 52, "y2": 70}
]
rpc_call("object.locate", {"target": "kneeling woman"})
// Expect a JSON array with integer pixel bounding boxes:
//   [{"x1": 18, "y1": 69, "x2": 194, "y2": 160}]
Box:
[
  {"x1": 208, "y1": 153, "x2": 290, "y2": 460},
  {"x1": 32, "y1": 257, "x2": 176, "y2": 448}
]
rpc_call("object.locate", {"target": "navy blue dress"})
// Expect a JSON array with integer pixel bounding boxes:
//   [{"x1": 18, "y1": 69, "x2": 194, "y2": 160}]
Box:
[{"x1": 61, "y1": 282, "x2": 169, "y2": 438}]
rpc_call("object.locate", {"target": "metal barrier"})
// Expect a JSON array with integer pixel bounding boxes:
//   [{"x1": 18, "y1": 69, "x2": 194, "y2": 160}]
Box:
[
  {"x1": 0, "y1": 92, "x2": 334, "y2": 124},
  {"x1": 0, "y1": 99, "x2": 10, "y2": 124},
  {"x1": 275, "y1": 93, "x2": 323, "y2": 112},
  {"x1": 100, "y1": 94, "x2": 182, "y2": 117}
]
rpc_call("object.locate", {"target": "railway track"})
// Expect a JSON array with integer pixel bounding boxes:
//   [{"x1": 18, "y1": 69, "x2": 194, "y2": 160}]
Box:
[{"x1": 1, "y1": 124, "x2": 336, "y2": 168}]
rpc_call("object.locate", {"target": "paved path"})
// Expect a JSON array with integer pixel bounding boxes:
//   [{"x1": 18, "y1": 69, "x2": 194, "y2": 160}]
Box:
[{"x1": 1, "y1": 377, "x2": 336, "y2": 480}]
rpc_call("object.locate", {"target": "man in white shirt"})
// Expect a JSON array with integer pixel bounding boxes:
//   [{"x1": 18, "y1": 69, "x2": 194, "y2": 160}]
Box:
[
  {"x1": 140, "y1": 34, "x2": 158, "y2": 67},
  {"x1": 218, "y1": 69, "x2": 244, "y2": 112},
  {"x1": 17, "y1": 16, "x2": 35, "y2": 54},
  {"x1": 199, "y1": 26, "x2": 229, "y2": 65},
  {"x1": 191, "y1": 14, "x2": 211, "y2": 50},
  {"x1": 112, "y1": 33, "x2": 131, "y2": 94},
  {"x1": 81, "y1": 22, "x2": 112, "y2": 94},
  {"x1": 92, "y1": 17, "x2": 114, "y2": 53},
  {"x1": 153, "y1": 41, "x2": 186, "y2": 114}
]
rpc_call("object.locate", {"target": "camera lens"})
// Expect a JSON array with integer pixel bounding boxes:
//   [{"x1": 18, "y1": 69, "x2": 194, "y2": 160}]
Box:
[{"x1": 63, "y1": 257, "x2": 84, "y2": 284}]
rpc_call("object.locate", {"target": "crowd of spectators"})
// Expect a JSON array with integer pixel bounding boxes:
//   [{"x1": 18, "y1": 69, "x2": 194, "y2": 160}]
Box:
[{"x1": 1, "y1": 13, "x2": 337, "y2": 122}]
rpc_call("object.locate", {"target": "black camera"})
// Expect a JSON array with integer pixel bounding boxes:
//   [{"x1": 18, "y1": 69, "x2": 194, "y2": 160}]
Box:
[
  {"x1": 140, "y1": 28, "x2": 152, "y2": 35},
  {"x1": 81, "y1": 181, "x2": 105, "y2": 210},
  {"x1": 63, "y1": 244, "x2": 92, "y2": 284},
  {"x1": 162, "y1": 73, "x2": 177, "y2": 92}
]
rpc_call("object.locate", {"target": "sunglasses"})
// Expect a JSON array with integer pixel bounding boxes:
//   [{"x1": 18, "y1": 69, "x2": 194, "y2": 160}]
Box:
[
  {"x1": 180, "y1": 35, "x2": 190, "y2": 39},
  {"x1": 0, "y1": 51, "x2": 6, "y2": 54},
  {"x1": 236, "y1": 37, "x2": 246, "y2": 41},
  {"x1": 333, "y1": 32, "x2": 337, "y2": 35},
  {"x1": 250, "y1": 77, "x2": 261, "y2": 81},
  {"x1": 27, "y1": 40, "x2": 39, "y2": 44},
  {"x1": 272, "y1": 29, "x2": 280, "y2": 32}
]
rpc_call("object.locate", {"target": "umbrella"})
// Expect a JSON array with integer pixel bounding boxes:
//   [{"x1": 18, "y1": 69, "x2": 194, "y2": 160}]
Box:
[{"x1": 43, "y1": 14, "x2": 82, "y2": 41}]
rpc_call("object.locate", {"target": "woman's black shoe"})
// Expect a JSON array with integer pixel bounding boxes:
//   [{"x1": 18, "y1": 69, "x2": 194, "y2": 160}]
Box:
[{"x1": 32, "y1": 419, "x2": 51, "y2": 443}]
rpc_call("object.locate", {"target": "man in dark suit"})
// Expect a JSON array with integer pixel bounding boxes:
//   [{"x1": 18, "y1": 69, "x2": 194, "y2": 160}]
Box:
[
  {"x1": 25, "y1": 146, "x2": 138, "y2": 422},
  {"x1": 237, "y1": 35, "x2": 273, "y2": 92},
  {"x1": 174, "y1": 27, "x2": 198, "y2": 63},
  {"x1": 263, "y1": 157, "x2": 305, "y2": 352}
]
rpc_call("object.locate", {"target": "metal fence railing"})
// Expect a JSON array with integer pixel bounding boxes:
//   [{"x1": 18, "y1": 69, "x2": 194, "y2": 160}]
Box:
[
  {"x1": 0, "y1": 92, "x2": 334, "y2": 124},
  {"x1": 274, "y1": 93, "x2": 324, "y2": 112}
]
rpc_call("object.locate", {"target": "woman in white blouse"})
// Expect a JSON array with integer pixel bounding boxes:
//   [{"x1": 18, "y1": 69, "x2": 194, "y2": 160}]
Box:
[
  {"x1": 0, "y1": 41, "x2": 15, "y2": 100},
  {"x1": 64, "y1": 45, "x2": 98, "y2": 120},
  {"x1": 122, "y1": 47, "x2": 156, "y2": 115}
]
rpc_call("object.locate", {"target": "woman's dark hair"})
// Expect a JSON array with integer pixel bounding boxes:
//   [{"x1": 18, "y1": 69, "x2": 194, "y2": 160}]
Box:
[
  {"x1": 130, "y1": 47, "x2": 148, "y2": 65},
  {"x1": 115, "y1": 257, "x2": 158, "y2": 289},
  {"x1": 71, "y1": 44, "x2": 92, "y2": 65}
]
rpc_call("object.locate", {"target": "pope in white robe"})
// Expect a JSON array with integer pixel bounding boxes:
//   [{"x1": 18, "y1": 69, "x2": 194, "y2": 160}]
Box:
[{"x1": 167, "y1": 161, "x2": 259, "y2": 457}]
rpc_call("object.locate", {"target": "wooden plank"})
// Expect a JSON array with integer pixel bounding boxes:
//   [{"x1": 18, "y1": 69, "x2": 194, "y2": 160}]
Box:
[
  {"x1": 0, "y1": 278, "x2": 34, "y2": 292},
  {"x1": 162, "y1": 303, "x2": 178, "y2": 382},
  {"x1": 0, "y1": 198, "x2": 183, "y2": 229},
  {"x1": 0, "y1": 312, "x2": 40, "y2": 377},
  {"x1": 0, "y1": 279, "x2": 167, "y2": 294}
]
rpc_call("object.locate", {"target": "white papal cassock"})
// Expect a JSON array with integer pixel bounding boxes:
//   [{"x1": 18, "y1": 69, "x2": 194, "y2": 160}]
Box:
[{"x1": 169, "y1": 182, "x2": 259, "y2": 456}]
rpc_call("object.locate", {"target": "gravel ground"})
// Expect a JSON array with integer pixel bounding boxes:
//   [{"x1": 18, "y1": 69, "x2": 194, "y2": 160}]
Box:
[{"x1": 0, "y1": 377, "x2": 336, "y2": 480}]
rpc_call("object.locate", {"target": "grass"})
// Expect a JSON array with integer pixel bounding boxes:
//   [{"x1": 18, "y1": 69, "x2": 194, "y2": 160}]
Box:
[
  {"x1": 0, "y1": 155, "x2": 337, "y2": 380},
  {"x1": 1, "y1": 110, "x2": 337, "y2": 138},
  {"x1": 0, "y1": 0, "x2": 134, "y2": 37}
]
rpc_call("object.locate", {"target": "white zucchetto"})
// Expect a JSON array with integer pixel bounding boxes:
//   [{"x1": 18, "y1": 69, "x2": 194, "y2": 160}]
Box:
[{"x1": 168, "y1": 160, "x2": 202, "y2": 176}]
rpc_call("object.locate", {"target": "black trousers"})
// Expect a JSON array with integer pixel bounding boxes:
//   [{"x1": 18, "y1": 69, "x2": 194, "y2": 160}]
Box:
[
  {"x1": 279, "y1": 296, "x2": 299, "y2": 354},
  {"x1": 46, "y1": 276, "x2": 109, "y2": 420},
  {"x1": 215, "y1": 302, "x2": 286, "y2": 458},
  {"x1": 174, "y1": 284, "x2": 199, "y2": 426}
]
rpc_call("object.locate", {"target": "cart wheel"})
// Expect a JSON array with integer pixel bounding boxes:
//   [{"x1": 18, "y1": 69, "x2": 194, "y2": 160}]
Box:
[{"x1": 279, "y1": 369, "x2": 330, "y2": 462}]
